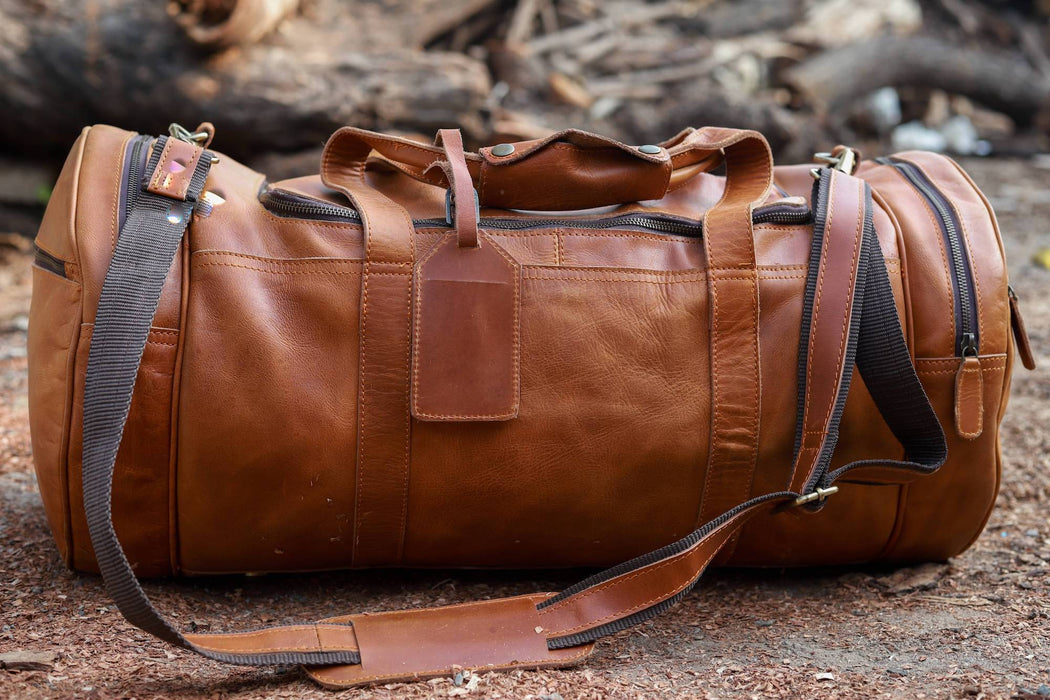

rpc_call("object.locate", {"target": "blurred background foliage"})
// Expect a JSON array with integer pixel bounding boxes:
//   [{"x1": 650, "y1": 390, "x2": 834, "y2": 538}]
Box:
[{"x1": 0, "y1": 0, "x2": 1048, "y2": 235}]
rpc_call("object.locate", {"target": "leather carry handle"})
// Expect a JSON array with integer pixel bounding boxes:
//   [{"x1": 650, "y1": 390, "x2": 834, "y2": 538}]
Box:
[
  {"x1": 321, "y1": 125, "x2": 759, "y2": 212},
  {"x1": 81, "y1": 140, "x2": 945, "y2": 687}
]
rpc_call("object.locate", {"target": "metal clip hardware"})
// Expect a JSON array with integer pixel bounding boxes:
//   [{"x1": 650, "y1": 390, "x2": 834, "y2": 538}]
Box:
[
  {"x1": 793, "y1": 485, "x2": 839, "y2": 506},
  {"x1": 168, "y1": 123, "x2": 210, "y2": 144},
  {"x1": 444, "y1": 187, "x2": 481, "y2": 227},
  {"x1": 810, "y1": 147, "x2": 859, "y2": 180}
]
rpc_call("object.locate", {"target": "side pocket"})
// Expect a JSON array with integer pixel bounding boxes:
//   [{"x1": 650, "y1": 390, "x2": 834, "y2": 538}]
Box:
[
  {"x1": 882, "y1": 355, "x2": 1007, "y2": 561},
  {"x1": 27, "y1": 265, "x2": 82, "y2": 567}
]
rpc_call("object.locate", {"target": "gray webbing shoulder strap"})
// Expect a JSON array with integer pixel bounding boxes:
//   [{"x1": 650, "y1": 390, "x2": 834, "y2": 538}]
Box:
[{"x1": 82, "y1": 136, "x2": 359, "y2": 666}]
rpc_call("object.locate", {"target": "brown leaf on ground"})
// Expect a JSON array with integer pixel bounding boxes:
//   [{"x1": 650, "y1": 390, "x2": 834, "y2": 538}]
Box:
[{"x1": 877, "y1": 563, "x2": 950, "y2": 595}]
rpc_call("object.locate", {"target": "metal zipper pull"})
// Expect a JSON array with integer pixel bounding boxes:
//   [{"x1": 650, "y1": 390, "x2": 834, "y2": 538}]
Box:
[{"x1": 960, "y1": 332, "x2": 978, "y2": 357}]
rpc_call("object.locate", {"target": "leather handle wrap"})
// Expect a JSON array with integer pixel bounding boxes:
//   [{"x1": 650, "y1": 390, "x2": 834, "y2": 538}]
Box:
[{"x1": 320, "y1": 125, "x2": 768, "y2": 211}]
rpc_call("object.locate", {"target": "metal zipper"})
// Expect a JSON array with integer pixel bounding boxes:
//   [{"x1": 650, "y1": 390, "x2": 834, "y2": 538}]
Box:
[
  {"x1": 34, "y1": 245, "x2": 66, "y2": 278},
  {"x1": 260, "y1": 188, "x2": 812, "y2": 237},
  {"x1": 120, "y1": 135, "x2": 153, "y2": 231},
  {"x1": 877, "y1": 156, "x2": 979, "y2": 356}
]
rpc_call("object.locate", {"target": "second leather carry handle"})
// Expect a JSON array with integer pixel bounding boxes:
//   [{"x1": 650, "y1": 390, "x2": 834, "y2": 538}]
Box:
[{"x1": 320, "y1": 125, "x2": 766, "y2": 211}]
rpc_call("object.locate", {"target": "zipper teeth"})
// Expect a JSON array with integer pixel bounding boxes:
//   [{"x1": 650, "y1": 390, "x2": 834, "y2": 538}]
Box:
[
  {"x1": 34, "y1": 245, "x2": 66, "y2": 278},
  {"x1": 125, "y1": 140, "x2": 147, "y2": 219},
  {"x1": 260, "y1": 190, "x2": 811, "y2": 236},
  {"x1": 122, "y1": 135, "x2": 150, "y2": 228},
  {"x1": 260, "y1": 194, "x2": 357, "y2": 222},
  {"x1": 879, "y1": 157, "x2": 978, "y2": 355}
]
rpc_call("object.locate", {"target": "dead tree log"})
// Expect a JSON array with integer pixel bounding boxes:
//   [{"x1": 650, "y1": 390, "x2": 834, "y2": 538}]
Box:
[
  {"x1": 0, "y1": 0, "x2": 492, "y2": 159},
  {"x1": 786, "y1": 36, "x2": 1050, "y2": 126},
  {"x1": 615, "y1": 91, "x2": 821, "y2": 164}
]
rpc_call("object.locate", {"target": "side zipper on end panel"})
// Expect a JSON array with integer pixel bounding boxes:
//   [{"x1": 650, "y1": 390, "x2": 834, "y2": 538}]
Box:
[
  {"x1": 119, "y1": 135, "x2": 154, "y2": 232},
  {"x1": 34, "y1": 245, "x2": 67, "y2": 278},
  {"x1": 877, "y1": 157, "x2": 980, "y2": 357},
  {"x1": 876, "y1": 156, "x2": 986, "y2": 439}
]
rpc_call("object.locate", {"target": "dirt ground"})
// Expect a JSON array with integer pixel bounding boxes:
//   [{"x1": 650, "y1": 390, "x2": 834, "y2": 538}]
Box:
[{"x1": 0, "y1": 157, "x2": 1048, "y2": 699}]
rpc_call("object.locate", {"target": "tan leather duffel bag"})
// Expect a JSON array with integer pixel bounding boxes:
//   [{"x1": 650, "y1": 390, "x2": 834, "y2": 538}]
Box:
[{"x1": 28, "y1": 122, "x2": 1034, "y2": 687}]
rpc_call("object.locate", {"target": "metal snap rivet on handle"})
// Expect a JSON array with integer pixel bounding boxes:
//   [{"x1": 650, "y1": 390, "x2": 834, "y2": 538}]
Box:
[
  {"x1": 491, "y1": 143, "x2": 516, "y2": 157},
  {"x1": 637, "y1": 144, "x2": 662, "y2": 154}
]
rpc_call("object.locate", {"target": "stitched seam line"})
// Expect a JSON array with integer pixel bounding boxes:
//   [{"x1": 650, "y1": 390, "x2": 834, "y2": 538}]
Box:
[
  {"x1": 397, "y1": 268, "x2": 412, "y2": 562},
  {"x1": 195, "y1": 262, "x2": 363, "y2": 276},
  {"x1": 957, "y1": 364, "x2": 984, "y2": 437},
  {"x1": 194, "y1": 251, "x2": 366, "y2": 265},
  {"x1": 918, "y1": 366, "x2": 1004, "y2": 375},
  {"x1": 915, "y1": 355, "x2": 1006, "y2": 366},
  {"x1": 522, "y1": 273, "x2": 807, "y2": 283},
  {"x1": 327, "y1": 646, "x2": 593, "y2": 686},
  {"x1": 190, "y1": 624, "x2": 353, "y2": 645},
  {"x1": 148, "y1": 138, "x2": 174, "y2": 192},
  {"x1": 802, "y1": 178, "x2": 864, "y2": 478},
  {"x1": 353, "y1": 264, "x2": 369, "y2": 565},
  {"x1": 892, "y1": 165, "x2": 957, "y2": 352},
  {"x1": 412, "y1": 234, "x2": 520, "y2": 420},
  {"x1": 411, "y1": 233, "x2": 449, "y2": 419},
  {"x1": 910, "y1": 157, "x2": 986, "y2": 351},
  {"x1": 547, "y1": 543, "x2": 724, "y2": 638},
  {"x1": 111, "y1": 131, "x2": 134, "y2": 251}
]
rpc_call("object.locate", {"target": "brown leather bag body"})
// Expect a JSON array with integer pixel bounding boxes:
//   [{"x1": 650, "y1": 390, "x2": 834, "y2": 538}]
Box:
[{"x1": 27, "y1": 123, "x2": 1033, "y2": 687}]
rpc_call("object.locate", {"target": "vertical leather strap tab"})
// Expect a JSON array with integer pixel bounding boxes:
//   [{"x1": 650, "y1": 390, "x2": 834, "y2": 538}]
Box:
[
  {"x1": 955, "y1": 355, "x2": 984, "y2": 440},
  {"x1": 788, "y1": 171, "x2": 868, "y2": 493},
  {"x1": 321, "y1": 129, "x2": 417, "y2": 566},
  {"x1": 695, "y1": 129, "x2": 773, "y2": 526},
  {"x1": 353, "y1": 260, "x2": 414, "y2": 565},
  {"x1": 433, "y1": 129, "x2": 480, "y2": 248}
]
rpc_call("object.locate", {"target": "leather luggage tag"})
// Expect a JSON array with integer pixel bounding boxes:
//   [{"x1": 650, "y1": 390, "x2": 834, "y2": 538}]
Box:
[{"x1": 411, "y1": 233, "x2": 520, "y2": 421}]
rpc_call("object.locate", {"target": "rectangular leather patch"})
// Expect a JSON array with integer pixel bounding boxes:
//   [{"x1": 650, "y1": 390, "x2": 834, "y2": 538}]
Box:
[{"x1": 412, "y1": 233, "x2": 520, "y2": 421}]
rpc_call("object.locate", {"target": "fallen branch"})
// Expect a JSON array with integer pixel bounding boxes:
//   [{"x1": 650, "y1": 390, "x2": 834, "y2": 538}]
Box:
[
  {"x1": 786, "y1": 36, "x2": 1050, "y2": 125},
  {"x1": 526, "y1": 1, "x2": 694, "y2": 54},
  {"x1": 171, "y1": 0, "x2": 299, "y2": 47},
  {"x1": 0, "y1": 0, "x2": 492, "y2": 159}
]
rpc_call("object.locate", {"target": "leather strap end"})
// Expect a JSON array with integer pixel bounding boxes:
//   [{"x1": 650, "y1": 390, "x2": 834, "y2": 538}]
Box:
[
  {"x1": 304, "y1": 594, "x2": 594, "y2": 688},
  {"x1": 146, "y1": 137, "x2": 206, "y2": 201},
  {"x1": 184, "y1": 623, "x2": 360, "y2": 657}
]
